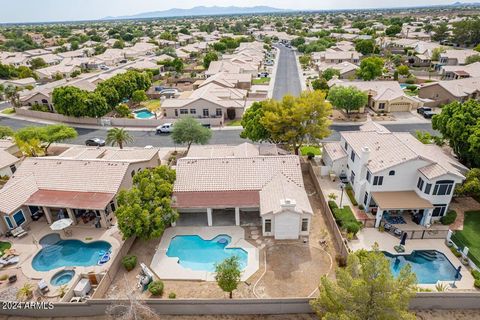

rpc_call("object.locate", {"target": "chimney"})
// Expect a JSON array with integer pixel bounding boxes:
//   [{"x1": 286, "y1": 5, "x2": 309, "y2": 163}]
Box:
[
  {"x1": 361, "y1": 146, "x2": 371, "y2": 163},
  {"x1": 280, "y1": 198, "x2": 297, "y2": 210}
]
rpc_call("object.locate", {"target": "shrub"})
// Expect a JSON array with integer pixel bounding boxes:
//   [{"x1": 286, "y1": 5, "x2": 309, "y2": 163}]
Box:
[
  {"x1": 450, "y1": 246, "x2": 462, "y2": 257},
  {"x1": 345, "y1": 185, "x2": 358, "y2": 206},
  {"x1": 0, "y1": 274, "x2": 8, "y2": 281},
  {"x1": 122, "y1": 255, "x2": 137, "y2": 271},
  {"x1": 475, "y1": 279, "x2": 480, "y2": 289},
  {"x1": 31, "y1": 103, "x2": 50, "y2": 112},
  {"x1": 440, "y1": 210, "x2": 457, "y2": 225},
  {"x1": 405, "y1": 77, "x2": 416, "y2": 84},
  {"x1": 307, "y1": 152, "x2": 315, "y2": 160},
  {"x1": 148, "y1": 280, "x2": 164, "y2": 296},
  {"x1": 116, "y1": 104, "x2": 131, "y2": 118},
  {"x1": 345, "y1": 221, "x2": 361, "y2": 235},
  {"x1": 358, "y1": 204, "x2": 365, "y2": 210},
  {"x1": 406, "y1": 85, "x2": 417, "y2": 91},
  {"x1": 168, "y1": 292, "x2": 176, "y2": 299},
  {"x1": 328, "y1": 200, "x2": 338, "y2": 211},
  {"x1": 471, "y1": 270, "x2": 480, "y2": 280}
]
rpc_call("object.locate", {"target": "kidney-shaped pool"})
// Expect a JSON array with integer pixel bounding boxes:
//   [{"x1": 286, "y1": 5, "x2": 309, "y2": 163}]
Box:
[{"x1": 32, "y1": 233, "x2": 111, "y2": 272}]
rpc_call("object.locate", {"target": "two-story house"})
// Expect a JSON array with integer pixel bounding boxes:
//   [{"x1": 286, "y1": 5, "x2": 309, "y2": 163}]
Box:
[{"x1": 322, "y1": 122, "x2": 466, "y2": 228}]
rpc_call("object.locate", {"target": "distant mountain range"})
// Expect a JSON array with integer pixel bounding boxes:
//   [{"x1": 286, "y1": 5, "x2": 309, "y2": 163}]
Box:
[{"x1": 104, "y1": 6, "x2": 290, "y2": 20}]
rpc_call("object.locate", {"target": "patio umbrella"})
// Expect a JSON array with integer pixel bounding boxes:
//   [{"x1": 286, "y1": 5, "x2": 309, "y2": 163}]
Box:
[
  {"x1": 455, "y1": 266, "x2": 462, "y2": 280},
  {"x1": 400, "y1": 232, "x2": 407, "y2": 246},
  {"x1": 50, "y1": 218, "x2": 73, "y2": 231}
]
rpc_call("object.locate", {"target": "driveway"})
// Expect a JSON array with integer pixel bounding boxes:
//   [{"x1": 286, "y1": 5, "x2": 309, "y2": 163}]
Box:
[{"x1": 272, "y1": 45, "x2": 302, "y2": 100}]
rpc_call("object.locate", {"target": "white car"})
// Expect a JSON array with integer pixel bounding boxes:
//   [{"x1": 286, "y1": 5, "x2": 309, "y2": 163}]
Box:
[{"x1": 156, "y1": 123, "x2": 174, "y2": 134}]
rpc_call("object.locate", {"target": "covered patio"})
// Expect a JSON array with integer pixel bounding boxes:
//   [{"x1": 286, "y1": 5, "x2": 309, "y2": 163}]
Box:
[{"x1": 371, "y1": 191, "x2": 434, "y2": 228}]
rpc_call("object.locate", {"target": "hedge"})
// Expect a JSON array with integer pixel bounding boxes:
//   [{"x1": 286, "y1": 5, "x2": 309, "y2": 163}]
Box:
[
  {"x1": 332, "y1": 205, "x2": 362, "y2": 235},
  {"x1": 440, "y1": 209, "x2": 457, "y2": 225},
  {"x1": 345, "y1": 184, "x2": 358, "y2": 206},
  {"x1": 328, "y1": 201, "x2": 338, "y2": 211}
]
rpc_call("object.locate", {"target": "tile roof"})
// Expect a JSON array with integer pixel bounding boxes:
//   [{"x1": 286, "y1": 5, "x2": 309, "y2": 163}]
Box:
[
  {"x1": 0, "y1": 175, "x2": 38, "y2": 214},
  {"x1": 323, "y1": 142, "x2": 347, "y2": 161},
  {"x1": 0, "y1": 150, "x2": 19, "y2": 169},
  {"x1": 57, "y1": 146, "x2": 159, "y2": 163}
]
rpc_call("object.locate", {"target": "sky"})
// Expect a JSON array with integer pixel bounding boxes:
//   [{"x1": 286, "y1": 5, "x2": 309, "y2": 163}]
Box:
[{"x1": 0, "y1": 0, "x2": 457, "y2": 23}]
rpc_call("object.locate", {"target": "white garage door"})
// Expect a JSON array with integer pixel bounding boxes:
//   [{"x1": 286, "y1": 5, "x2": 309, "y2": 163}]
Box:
[{"x1": 274, "y1": 212, "x2": 300, "y2": 240}]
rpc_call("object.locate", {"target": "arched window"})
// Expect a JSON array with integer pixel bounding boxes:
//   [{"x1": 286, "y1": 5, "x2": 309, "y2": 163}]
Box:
[{"x1": 389, "y1": 170, "x2": 395, "y2": 176}]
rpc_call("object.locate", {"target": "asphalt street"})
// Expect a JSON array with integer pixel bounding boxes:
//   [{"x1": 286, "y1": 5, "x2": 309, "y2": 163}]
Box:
[
  {"x1": 272, "y1": 44, "x2": 302, "y2": 100},
  {"x1": 0, "y1": 116, "x2": 437, "y2": 148}
]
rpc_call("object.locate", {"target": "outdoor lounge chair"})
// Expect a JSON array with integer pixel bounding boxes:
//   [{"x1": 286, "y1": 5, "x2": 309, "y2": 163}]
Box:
[
  {"x1": 38, "y1": 280, "x2": 50, "y2": 294},
  {"x1": 11, "y1": 227, "x2": 28, "y2": 238},
  {"x1": 0, "y1": 256, "x2": 20, "y2": 268}
]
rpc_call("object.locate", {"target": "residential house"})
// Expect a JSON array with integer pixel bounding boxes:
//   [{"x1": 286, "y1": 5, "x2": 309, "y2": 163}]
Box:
[
  {"x1": 321, "y1": 50, "x2": 361, "y2": 64},
  {"x1": 195, "y1": 72, "x2": 252, "y2": 90},
  {"x1": 439, "y1": 49, "x2": 478, "y2": 66},
  {"x1": 418, "y1": 77, "x2": 480, "y2": 107},
  {"x1": 322, "y1": 122, "x2": 466, "y2": 228},
  {"x1": 440, "y1": 62, "x2": 480, "y2": 80},
  {"x1": 0, "y1": 78, "x2": 36, "y2": 89},
  {"x1": 317, "y1": 61, "x2": 359, "y2": 79},
  {"x1": 172, "y1": 143, "x2": 313, "y2": 239},
  {"x1": 0, "y1": 146, "x2": 161, "y2": 234},
  {"x1": 0, "y1": 140, "x2": 21, "y2": 177}
]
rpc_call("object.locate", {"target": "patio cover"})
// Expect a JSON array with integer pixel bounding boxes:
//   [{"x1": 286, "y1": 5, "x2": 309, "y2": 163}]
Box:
[
  {"x1": 371, "y1": 191, "x2": 434, "y2": 210},
  {"x1": 25, "y1": 189, "x2": 115, "y2": 211},
  {"x1": 173, "y1": 191, "x2": 260, "y2": 209}
]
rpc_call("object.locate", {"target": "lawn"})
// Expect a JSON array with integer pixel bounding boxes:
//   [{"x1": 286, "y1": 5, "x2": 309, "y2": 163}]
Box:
[
  {"x1": 1, "y1": 108, "x2": 15, "y2": 115},
  {"x1": 300, "y1": 145, "x2": 321, "y2": 156},
  {"x1": 252, "y1": 77, "x2": 271, "y2": 85},
  {"x1": 141, "y1": 99, "x2": 160, "y2": 110},
  {"x1": 452, "y1": 211, "x2": 480, "y2": 266},
  {"x1": 0, "y1": 241, "x2": 11, "y2": 255},
  {"x1": 226, "y1": 119, "x2": 242, "y2": 126}
]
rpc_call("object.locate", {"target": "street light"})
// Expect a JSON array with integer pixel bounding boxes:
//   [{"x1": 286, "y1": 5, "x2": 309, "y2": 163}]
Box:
[{"x1": 339, "y1": 183, "x2": 345, "y2": 207}]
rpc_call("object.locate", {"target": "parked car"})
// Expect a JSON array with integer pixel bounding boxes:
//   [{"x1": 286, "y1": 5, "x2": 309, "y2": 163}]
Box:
[
  {"x1": 423, "y1": 111, "x2": 436, "y2": 119},
  {"x1": 417, "y1": 107, "x2": 432, "y2": 115},
  {"x1": 156, "y1": 123, "x2": 174, "y2": 134},
  {"x1": 258, "y1": 72, "x2": 269, "y2": 78},
  {"x1": 85, "y1": 138, "x2": 106, "y2": 146},
  {"x1": 154, "y1": 86, "x2": 166, "y2": 92},
  {"x1": 119, "y1": 59, "x2": 127, "y2": 64},
  {"x1": 99, "y1": 65, "x2": 109, "y2": 71},
  {"x1": 285, "y1": 44, "x2": 292, "y2": 48}
]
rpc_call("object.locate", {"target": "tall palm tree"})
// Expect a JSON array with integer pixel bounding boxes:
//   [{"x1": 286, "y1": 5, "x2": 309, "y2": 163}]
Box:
[{"x1": 106, "y1": 127, "x2": 133, "y2": 149}]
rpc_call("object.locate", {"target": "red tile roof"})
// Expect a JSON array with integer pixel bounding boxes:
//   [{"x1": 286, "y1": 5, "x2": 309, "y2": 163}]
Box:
[
  {"x1": 173, "y1": 191, "x2": 260, "y2": 209},
  {"x1": 25, "y1": 189, "x2": 115, "y2": 211}
]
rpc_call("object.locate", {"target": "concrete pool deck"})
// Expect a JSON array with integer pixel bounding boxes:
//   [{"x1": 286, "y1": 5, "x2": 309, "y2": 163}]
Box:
[
  {"x1": 349, "y1": 228, "x2": 475, "y2": 290},
  {"x1": 150, "y1": 226, "x2": 260, "y2": 281}
]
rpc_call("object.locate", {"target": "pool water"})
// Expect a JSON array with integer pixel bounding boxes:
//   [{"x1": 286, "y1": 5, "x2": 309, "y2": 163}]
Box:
[
  {"x1": 166, "y1": 235, "x2": 248, "y2": 272},
  {"x1": 32, "y1": 234, "x2": 112, "y2": 272},
  {"x1": 134, "y1": 108, "x2": 155, "y2": 119},
  {"x1": 384, "y1": 250, "x2": 461, "y2": 284},
  {"x1": 50, "y1": 270, "x2": 75, "y2": 286}
]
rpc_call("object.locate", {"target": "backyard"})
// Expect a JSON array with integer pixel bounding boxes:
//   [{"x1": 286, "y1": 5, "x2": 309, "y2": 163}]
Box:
[
  {"x1": 451, "y1": 210, "x2": 480, "y2": 266},
  {"x1": 252, "y1": 77, "x2": 270, "y2": 85}
]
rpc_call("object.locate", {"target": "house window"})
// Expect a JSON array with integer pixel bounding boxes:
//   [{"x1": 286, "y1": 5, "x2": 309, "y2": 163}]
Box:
[
  {"x1": 417, "y1": 177, "x2": 424, "y2": 191},
  {"x1": 378, "y1": 103, "x2": 386, "y2": 110},
  {"x1": 203, "y1": 109, "x2": 209, "y2": 117},
  {"x1": 350, "y1": 171, "x2": 356, "y2": 185},
  {"x1": 432, "y1": 204, "x2": 447, "y2": 217},
  {"x1": 364, "y1": 192, "x2": 369, "y2": 206},
  {"x1": 424, "y1": 183, "x2": 432, "y2": 195},
  {"x1": 433, "y1": 180, "x2": 454, "y2": 196},
  {"x1": 366, "y1": 171, "x2": 371, "y2": 182},
  {"x1": 265, "y1": 219, "x2": 272, "y2": 233},
  {"x1": 131, "y1": 170, "x2": 135, "y2": 178},
  {"x1": 216, "y1": 108, "x2": 222, "y2": 116},
  {"x1": 301, "y1": 218, "x2": 309, "y2": 232},
  {"x1": 4, "y1": 216, "x2": 14, "y2": 230},
  {"x1": 344, "y1": 142, "x2": 348, "y2": 150},
  {"x1": 9, "y1": 164, "x2": 16, "y2": 174},
  {"x1": 180, "y1": 109, "x2": 188, "y2": 115},
  {"x1": 389, "y1": 170, "x2": 395, "y2": 176},
  {"x1": 13, "y1": 210, "x2": 25, "y2": 226},
  {"x1": 350, "y1": 151, "x2": 356, "y2": 162},
  {"x1": 190, "y1": 108, "x2": 196, "y2": 114},
  {"x1": 373, "y1": 176, "x2": 383, "y2": 186},
  {"x1": 174, "y1": 109, "x2": 178, "y2": 117}
]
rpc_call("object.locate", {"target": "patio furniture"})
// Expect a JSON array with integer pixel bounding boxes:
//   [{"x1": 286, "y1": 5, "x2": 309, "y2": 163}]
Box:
[
  {"x1": 393, "y1": 228, "x2": 403, "y2": 237},
  {"x1": 11, "y1": 227, "x2": 28, "y2": 238},
  {"x1": 394, "y1": 245, "x2": 405, "y2": 253},
  {"x1": 383, "y1": 223, "x2": 392, "y2": 231},
  {"x1": 38, "y1": 280, "x2": 50, "y2": 294},
  {"x1": 0, "y1": 256, "x2": 20, "y2": 268}
]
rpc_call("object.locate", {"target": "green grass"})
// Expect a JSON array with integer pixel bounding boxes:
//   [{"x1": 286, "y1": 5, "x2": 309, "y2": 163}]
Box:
[
  {"x1": 252, "y1": 77, "x2": 271, "y2": 85},
  {"x1": 141, "y1": 99, "x2": 160, "y2": 110},
  {"x1": 1, "y1": 108, "x2": 15, "y2": 115},
  {"x1": 226, "y1": 119, "x2": 242, "y2": 126},
  {"x1": 0, "y1": 241, "x2": 11, "y2": 255},
  {"x1": 300, "y1": 145, "x2": 321, "y2": 156},
  {"x1": 452, "y1": 211, "x2": 480, "y2": 267}
]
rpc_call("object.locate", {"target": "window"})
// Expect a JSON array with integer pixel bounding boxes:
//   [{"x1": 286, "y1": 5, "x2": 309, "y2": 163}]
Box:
[
  {"x1": 373, "y1": 176, "x2": 383, "y2": 186},
  {"x1": 216, "y1": 108, "x2": 222, "y2": 116},
  {"x1": 433, "y1": 180, "x2": 454, "y2": 196},
  {"x1": 350, "y1": 171, "x2": 356, "y2": 185},
  {"x1": 350, "y1": 151, "x2": 356, "y2": 162},
  {"x1": 131, "y1": 170, "x2": 135, "y2": 178},
  {"x1": 190, "y1": 108, "x2": 196, "y2": 114},
  {"x1": 180, "y1": 109, "x2": 188, "y2": 115},
  {"x1": 378, "y1": 103, "x2": 386, "y2": 110},
  {"x1": 432, "y1": 204, "x2": 447, "y2": 217},
  {"x1": 13, "y1": 210, "x2": 25, "y2": 226},
  {"x1": 4, "y1": 216, "x2": 14, "y2": 230},
  {"x1": 424, "y1": 183, "x2": 432, "y2": 195},
  {"x1": 301, "y1": 219, "x2": 309, "y2": 232},
  {"x1": 9, "y1": 164, "x2": 16, "y2": 174},
  {"x1": 265, "y1": 219, "x2": 272, "y2": 233},
  {"x1": 344, "y1": 142, "x2": 348, "y2": 150},
  {"x1": 366, "y1": 171, "x2": 371, "y2": 182},
  {"x1": 389, "y1": 170, "x2": 395, "y2": 176},
  {"x1": 417, "y1": 177, "x2": 424, "y2": 191},
  {"x1": 203, "y1": 108, "x2": 209, "y2": 117},
  {"x1": 364, "y1": 192, "x2": 369, "y2": 206},
  {"x1": 174, "y1": 109, "x2": 178, "y2": 117}
]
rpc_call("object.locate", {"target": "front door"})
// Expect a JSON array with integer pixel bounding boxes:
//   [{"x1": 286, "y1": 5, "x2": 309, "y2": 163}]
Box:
[{"x1": 4, "y1": 216, "x2": 14, "y2": 230}]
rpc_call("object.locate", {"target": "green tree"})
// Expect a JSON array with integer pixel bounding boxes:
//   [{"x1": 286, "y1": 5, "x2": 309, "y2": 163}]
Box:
[
  {"x1": 115, "y1": 104, "x2": 131, "y2": 118},
  {"x1": 215, "y1": 256, "x2": 242, "y2": 299},
  {"x1": 113, "y1": 39, "x2": 125, "y2": 49},
  {"x1": 355, "y1": 39, "x2": 375, "y2": 55},
  {"x1": 311, "y1": 78, "x2": 329, "y2": 91},
  {"x1": 432, "y1": 99, "x2": 480, "y2": 167},
  {"x1": 299, "y1": 55, "x2": 311, "y2": 68},
  {"x1": 240, "y1": 101, "x2": 274, "y2": 143},
  {"x1": 0, "y1": 126, "x2": 14, "y2": 139},
  {"x1": 311, "y1": 246, "x2": 417, "y2": 320},
  {"x1": 327, "y1": 86, "x2": 368, "y2": 116},
  {"x1": 171, "y1": 117, "x2": 212, "y2": 152},
  {"x1": 115, "y1": 166, "x2": 177, "y2": 240},
  {"x1": 261, "y1": 90, "x2": 332, "y2": 155},
  {"x1": 203, "y1": 52, "x2": 219, "y2": 69},
  {"x1": 15, "y1": 124, "x2": 77, "y2": 155},
  {"x1": 385, "y1": 24, "x2": 402, "y2": 36},
  {"x1": 5, "y1": 85, "x2": 20, "y2": 108},
  {"x1": 357, "y1": 57, "x2": 384, "y2": 81},
  {"x1": 431, "y1": 47, "x2": 445, "y2": 62},
  {"x1": 131, "y1": 90, "x2": 148, "y2": 105},
  {"x1": 396, "y1": 65, "x2": 410, "y2": 77},
  {"x1": 321, "y1": 68, "x2": 341, "y2": 81},
  {"x1": 213, "y1": 42, "x2": 227, "y2": 52},
  {"x1": 432, "y1": 22, "x2": 449, "y2": 42},
  {"x1": 456, "y1": 168, "x2": 480, "y2": 198},
  {"x1": 29, "y1": 57, "x2": 47, "y2": 70},
  {"x1": 106, "y1": 127, "x2": 134, "y2": 149}
]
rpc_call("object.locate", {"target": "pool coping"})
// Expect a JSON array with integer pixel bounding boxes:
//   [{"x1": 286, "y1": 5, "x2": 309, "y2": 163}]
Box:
[
  {"x1": 150, "y1": 226, "x2": 260, "y2": 281},
  {"x1": 133, "y1": 108, "x2": 156, "y2": 119}
]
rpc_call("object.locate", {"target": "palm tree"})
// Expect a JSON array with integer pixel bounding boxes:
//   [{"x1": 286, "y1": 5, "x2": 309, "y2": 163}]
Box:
[{"x1": 106, "y1": 128, "x2": 133, "y2": 149}]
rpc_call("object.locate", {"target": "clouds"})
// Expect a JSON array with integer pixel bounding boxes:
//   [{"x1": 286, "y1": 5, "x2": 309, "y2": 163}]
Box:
[{"x1": 0, "y1": 0, "x2": 454, "y2": 23}]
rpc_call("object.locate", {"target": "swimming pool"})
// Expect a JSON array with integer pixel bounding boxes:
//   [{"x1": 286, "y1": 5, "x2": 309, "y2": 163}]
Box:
[
  {"x1": 50, "y1": 270, "x2": 75, "y2": 286},
  {"x1": 166, "y1": 235, "x2": 248, "y2": 272},
  {"x1": 384, "y1": 250, "x2": 461, "y2": 284},
  {"x1": 32, "y1": 234, "x2": 111, "y2": 272},
  {"x1": 133, "y1": 108, "x2": 155, "y2": 119}
]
